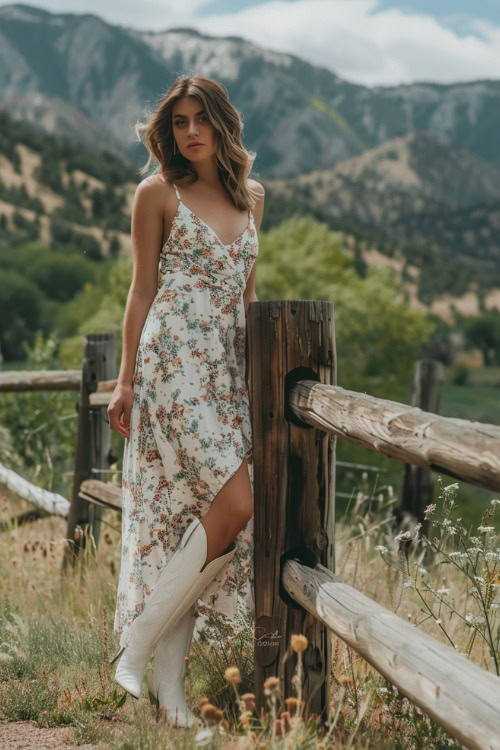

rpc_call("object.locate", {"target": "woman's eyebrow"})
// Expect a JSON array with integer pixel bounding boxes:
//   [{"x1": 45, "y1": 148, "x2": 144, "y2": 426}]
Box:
[{"x1": 173, "y1": 110, "x2": 205, "y2": 118}]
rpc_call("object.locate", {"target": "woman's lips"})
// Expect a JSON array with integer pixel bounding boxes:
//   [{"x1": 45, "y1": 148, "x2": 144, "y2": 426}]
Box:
[{"x1": 188, "y1": 144, "x2": 203, "y2": 149}]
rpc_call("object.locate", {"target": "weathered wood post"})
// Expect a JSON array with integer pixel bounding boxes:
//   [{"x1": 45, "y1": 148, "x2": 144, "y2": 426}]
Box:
[
  {"x1": 247, "y1": 300, "x2": 336, "y2": 723},
  {"x1": 396, "y1": 359, "x2": 444, "y2": 533},
  {"x1": 62, "y1": 333, "x2": 116, "y2": 571}
]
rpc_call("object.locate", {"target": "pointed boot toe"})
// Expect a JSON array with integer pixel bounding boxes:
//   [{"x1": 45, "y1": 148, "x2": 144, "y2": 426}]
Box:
[{"x1": 114, "y1": 640, "x2": 152, "y2": 698}]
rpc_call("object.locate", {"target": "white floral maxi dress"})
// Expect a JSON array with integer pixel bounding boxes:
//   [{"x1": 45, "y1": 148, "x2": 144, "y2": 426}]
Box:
[{"x1": 113, "y1": 182, "x2": 258, "y2": 647}]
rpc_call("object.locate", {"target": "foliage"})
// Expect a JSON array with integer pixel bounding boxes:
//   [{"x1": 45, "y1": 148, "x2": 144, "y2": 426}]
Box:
[
  {"x1": 256, "y1": 215, "x2": 435, "y2": 390},
  {"x1": 49, "y1": 216, "x2": 103, "y2": 260},
  {"x1": 0, "y1": 244, "x2": 98, "y2": 303},
  {"x1": 375, "y1": 478, "x2": 500, "y2": 675},
  {"x1": 0, "y1": 270, "x2": 46, "y2": 361},
  {"x1": 462, "y1": 311, "x2": 500, "y2": 366},
  {"x1": 0, "y1": 333, "x2": 77, "y2": 494},
  {"x1": 59, "y1": 257, "x2": 132, "y2": 367}
]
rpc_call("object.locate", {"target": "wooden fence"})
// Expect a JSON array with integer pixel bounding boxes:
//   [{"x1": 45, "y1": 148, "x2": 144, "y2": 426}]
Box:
[{"x1": 1, "y1": 302, "x2": 500, "y2": 749}]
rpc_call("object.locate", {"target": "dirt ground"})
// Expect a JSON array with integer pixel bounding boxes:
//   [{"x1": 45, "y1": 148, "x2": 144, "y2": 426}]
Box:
[{"x1": 0, "y1": 721, "x2": 100, "y2": 749}]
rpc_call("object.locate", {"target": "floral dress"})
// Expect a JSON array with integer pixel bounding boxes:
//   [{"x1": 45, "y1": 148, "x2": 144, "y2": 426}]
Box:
[{"x1": 113, "y1": 181, "x2": 258, "y2": 646}]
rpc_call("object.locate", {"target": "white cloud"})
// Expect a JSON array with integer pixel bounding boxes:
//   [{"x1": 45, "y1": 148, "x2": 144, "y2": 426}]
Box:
[
  {"x1": 181, "y1": 0, "x2": 500, "y2": 86},
  {"x1": 2, "y1": 0, "x2": 500, "y2": 85},
  {"x1": 1, "y1": 0, "x2": 212, "y2": 28}
]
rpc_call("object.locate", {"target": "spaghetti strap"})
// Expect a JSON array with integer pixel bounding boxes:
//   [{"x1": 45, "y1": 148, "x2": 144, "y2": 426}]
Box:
[{"x1": 172, "y1": 181, "x2": 181, "y2": 201}]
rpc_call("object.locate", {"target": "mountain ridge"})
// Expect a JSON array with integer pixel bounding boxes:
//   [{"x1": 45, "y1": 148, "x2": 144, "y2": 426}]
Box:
[{"x1": 1, "y1": 2, "x2": 499, "y2": 177}]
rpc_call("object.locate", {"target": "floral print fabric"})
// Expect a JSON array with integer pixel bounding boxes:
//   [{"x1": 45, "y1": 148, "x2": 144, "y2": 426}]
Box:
[{"x1": 114, "y1": 182, "x2": 258, "y2": 646}]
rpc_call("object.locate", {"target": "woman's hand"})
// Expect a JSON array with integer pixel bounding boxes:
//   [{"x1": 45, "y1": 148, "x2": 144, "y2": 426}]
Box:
[{"x1": 107, "y1": 383, "x2": 134, "y2": 439}]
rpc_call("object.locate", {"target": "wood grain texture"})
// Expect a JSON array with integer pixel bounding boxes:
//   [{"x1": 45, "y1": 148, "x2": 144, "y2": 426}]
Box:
[
  {"x1": 0, "y1": 370, "x2": 81, "y2": 391},
  {"x1": 282, "y1": 559, "x2": 500, "y2": 750},
  {"x1": 0, "y1": 462, "x2": 69, "y2": 517},
  {"x1": 79, "y1": 479, "x2": 122, "y2": 512},
  {"x1": 289, "y1": 380, "x2": 500, "y2": 491},
  {"x1": 247, "y1": 299, "x2": 336, "y2": 722}
]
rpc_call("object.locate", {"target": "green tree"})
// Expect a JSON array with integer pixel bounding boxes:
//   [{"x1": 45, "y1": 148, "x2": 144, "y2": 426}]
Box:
[
  {"x1": 463, "y1": 312, "x2": 500, "y2": 366},
  {"x1": 0, "y1": 270, "x2": 46, "y2": 361},
  {"x1": 256, "y1": 215, "x2": 435, "y2": 392},
  {"x1": 60, "y1": 257, "x2": 132, "y2": 366}
]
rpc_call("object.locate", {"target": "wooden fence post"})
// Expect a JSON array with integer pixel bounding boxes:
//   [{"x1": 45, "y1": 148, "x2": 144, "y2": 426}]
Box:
[
  {"x1": 62, "y1": 333, "x2": 116, "y2": 571},
  {"x1": 247, "y1": 300, "x2": 336, "y2": 724},
  {"x1": 396, "y1": 359, "x2": 444, "y2": 533}
]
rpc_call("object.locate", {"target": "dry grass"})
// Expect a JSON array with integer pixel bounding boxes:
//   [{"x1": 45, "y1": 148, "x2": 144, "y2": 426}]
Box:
[{"x1": 0, "y1": 476, "x2": 497, "y2": 749}]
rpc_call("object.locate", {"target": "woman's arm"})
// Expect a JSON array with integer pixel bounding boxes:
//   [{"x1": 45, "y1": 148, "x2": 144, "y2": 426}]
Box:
[{"x1": 108, "y1": 178, "x2": 165, "y2": 437}]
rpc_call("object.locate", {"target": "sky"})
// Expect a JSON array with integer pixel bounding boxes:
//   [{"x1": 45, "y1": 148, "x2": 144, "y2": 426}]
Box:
[{"x1": 3, "y1": 0, "x2": 500, "y2": 86}]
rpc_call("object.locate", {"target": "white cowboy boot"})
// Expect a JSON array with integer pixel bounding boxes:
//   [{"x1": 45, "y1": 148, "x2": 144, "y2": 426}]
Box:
[
  {"x1": 110, "y1": 517, "x2": 236, "y2": 699},
  {"x1": 148, "y1": 603, "x2": 197, "y2": 727}
]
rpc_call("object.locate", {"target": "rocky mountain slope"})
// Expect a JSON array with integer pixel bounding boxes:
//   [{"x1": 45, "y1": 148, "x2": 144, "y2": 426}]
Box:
[
  {"x1": 266, "y1": 132, "x2": 500, "y2": 269},
  {"x1": 1, "y1": 3, "x2": 500, "y2": 177}
]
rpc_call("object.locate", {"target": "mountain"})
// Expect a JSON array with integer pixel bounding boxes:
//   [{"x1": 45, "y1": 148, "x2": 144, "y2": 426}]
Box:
[
  {"x1": 0, "y1": 91, "x2": 129, "y2": 160},
  {"x1": 1, "y1": 3, "x2": 500, "y2": 178},
  {"x1": 0, "y1": 110, "x2": 137, "y2": 259},
  {"x1": 1, "y1": 108, "x2": 500, "y2": 328}
]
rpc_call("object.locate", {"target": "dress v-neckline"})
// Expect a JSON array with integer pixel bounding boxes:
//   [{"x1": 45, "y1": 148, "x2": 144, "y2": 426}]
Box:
[{"x1": 173, "y1": 182, "x2": 252, "y2": 249}]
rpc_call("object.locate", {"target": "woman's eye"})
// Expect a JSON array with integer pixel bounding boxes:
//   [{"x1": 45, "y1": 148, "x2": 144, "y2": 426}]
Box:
[{"x1": 175, "y1": 116, "x2": 206, "y2": 125}]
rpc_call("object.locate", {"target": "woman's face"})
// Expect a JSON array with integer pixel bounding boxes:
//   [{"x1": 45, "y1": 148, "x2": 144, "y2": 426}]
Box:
[{"x1": 172, "y1": 96, "x2": 217, "y2": 161}]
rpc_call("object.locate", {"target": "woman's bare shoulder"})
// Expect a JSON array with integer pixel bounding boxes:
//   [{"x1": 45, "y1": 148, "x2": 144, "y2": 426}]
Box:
[
  {"x1": 248, "y1": 178, "x2": 265, "y2": 197},
  {"x1": 137, "y1": 174, "x2": 176, "y2": 197},
  {"x1": 133, "y1": 175, "x2": 177, "y2": 216}
]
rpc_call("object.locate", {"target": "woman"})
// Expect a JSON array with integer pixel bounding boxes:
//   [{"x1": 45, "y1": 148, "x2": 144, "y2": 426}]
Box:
[{"x1": 107, "y1": 74, "x2": 264, "y2": 727}]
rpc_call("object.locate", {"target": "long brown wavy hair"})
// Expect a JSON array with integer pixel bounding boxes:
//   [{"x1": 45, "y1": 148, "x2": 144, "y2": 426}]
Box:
[{"x1": 135, "y1": 74, "x2": 258, "y2": 211}]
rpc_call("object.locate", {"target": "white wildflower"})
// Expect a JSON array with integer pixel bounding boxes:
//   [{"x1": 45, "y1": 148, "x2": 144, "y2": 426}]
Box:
[
  {"x1": 449, "y1": 551, "x2": 466, "y2": 560},
  {"x1": 418, "y1": 567, "x2": 428, "y2": 575},
  {"x1": 470, "y1": 536, "x2": 482, "y2": 545},
  {"x1": 424, "y1": 503, "x2": 436, "y2": 518},
  {"x1": 470, "y1": 587, "x2": 478, "y2": 594},
  {"x1": 473, "y1": 576, "x2": 485, "y2": 583},
  {"x1": 376, "y1": 687, "x2": 389, "y2": 694},
  {"x1": 484, "y1": 552, "x2": 500, "y2": 562},
  {"x1": 465, "y1": 614, "x2": 486, "y2": 625},
  {"x1": 478, "y1": 525, "x2": 496, "y2": 533},
  {"x1": 490, "y1": 499, "x2": 500, "y2": 506},
  {"x1": 375, "y1": 545, "x2": 388, "y2": 553},
  {"x1": 441, "y1": 518, "x2": 452, "y2": 527},
  {"x1": 403, "y1": 579, "x2": 415, "y2": 588},
  {"x1": 436, "y1": 587, "x2": 450, "y2": 595},
  {"x1": 467, "y1": 547, "x2": 483, "y2": 555},
  {"x1": 442, "y1": 482, "x2": 459, "y2": 495},
  {"x1": 434, "y1": 619, "x2": 441, "y2": 625}
]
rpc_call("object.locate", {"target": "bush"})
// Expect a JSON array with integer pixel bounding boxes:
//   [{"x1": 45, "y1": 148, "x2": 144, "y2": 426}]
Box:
[
  {"x1": 450, "y1": 363, "x2": 470, "y2": 385},
  {"x1": 0, "y1": 270, "x2": 46, "y2": 361}
]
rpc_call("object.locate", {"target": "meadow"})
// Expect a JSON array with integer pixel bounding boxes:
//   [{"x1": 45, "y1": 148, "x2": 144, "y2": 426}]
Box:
[{"x1": 1, "y1": 470, "x2": 498, "y2": 749}]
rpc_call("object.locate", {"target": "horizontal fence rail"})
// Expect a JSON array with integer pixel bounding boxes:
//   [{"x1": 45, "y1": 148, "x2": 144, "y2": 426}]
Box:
[
  {"x1": 0, "y1": 462, "x2": 70, "y2": 517},
  {"x1": 0, "y1": 370, "x2": 82, "y2": 392},
  {"x1": 289, "y1": 380, "x2": 500, "y2": 492},
  {"x1": 79, "y1": 479, "x2": 122, "y2": 512},
  {"x1": 282, "y1": 559, "x2": 500, "y2": 750}
]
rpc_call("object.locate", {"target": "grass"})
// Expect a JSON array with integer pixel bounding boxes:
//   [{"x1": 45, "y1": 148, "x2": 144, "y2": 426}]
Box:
[{"x1": 0, "y1": 475, "x2": 498, "y2": 748}]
